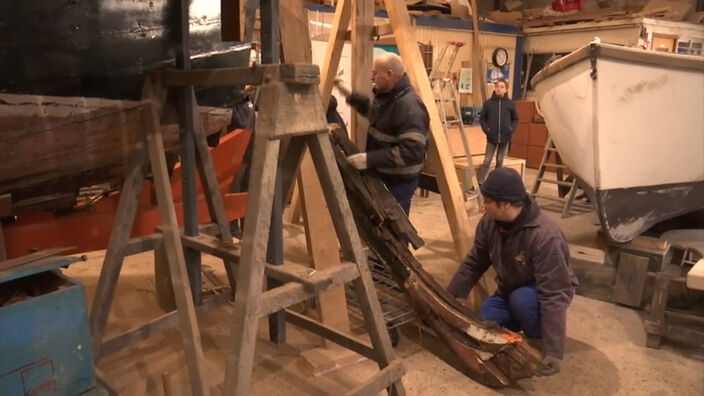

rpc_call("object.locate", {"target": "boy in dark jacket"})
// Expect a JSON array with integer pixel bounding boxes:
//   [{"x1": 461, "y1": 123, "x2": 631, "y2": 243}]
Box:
[
  {"x1": 448, "y1": 168, "x2": 578, "y2": 376},
  {"x1": 478, "y1": 79, "x2": 519, "y2": 183}
]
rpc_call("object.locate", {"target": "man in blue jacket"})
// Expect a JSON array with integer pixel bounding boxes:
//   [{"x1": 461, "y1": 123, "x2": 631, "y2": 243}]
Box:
[
  {"x1": 333, "y1": 52, "x2": 429, "y2": 215},
  {"x1": 448, "y1": 167, "x2": 579, "y2": 376},
  {"x1": 478, "y1": 79, "x2": 519, "y2": 183}
]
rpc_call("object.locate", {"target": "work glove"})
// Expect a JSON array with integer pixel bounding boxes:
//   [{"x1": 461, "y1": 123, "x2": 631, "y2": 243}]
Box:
[
  {"x1": 346, "y1": 153, "x2": 368, "y2": 170},
  {"x1": 538, "y1": 355, "x2": 561, "y2": 376},
  {"x1": 333, "y1": 77, "x2": 352, "y2": 98}
]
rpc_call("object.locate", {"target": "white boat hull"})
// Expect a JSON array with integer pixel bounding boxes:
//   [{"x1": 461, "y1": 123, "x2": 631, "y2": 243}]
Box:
[{"x1": 533, "y1": 43, "x2": 704, "y2": 242}]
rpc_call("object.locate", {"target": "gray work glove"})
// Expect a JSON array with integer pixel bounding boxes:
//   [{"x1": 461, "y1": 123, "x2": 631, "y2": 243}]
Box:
[
  {"x1": 333, "y1": 76, "x2": 352, "y2": 98},
  {"x1": 346, "y1": 153, "x2": 368, "y2": 170},
  {"x1": 538, "y1": 356, "x2": 561, "y2": 376}
]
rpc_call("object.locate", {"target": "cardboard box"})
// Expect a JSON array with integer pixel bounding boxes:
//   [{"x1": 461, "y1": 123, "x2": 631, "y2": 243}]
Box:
[
  {"x1": 509, "y1": 143, "x2": 528, "y2": 159},
  {"x1": 527, "y1": 145, "x2": 545, "y2": 168},
  {"x1": 515, "y1": 101, "x2": 536, "y2": 124},
  {"x1": 512, "y1": 124, "x2": 529, "y2": 145}
]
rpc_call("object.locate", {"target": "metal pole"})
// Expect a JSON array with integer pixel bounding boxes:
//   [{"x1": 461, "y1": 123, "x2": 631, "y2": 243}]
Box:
[
  {"x1": 176, "y1": 0, "x2": 202, "y2": 304},
  {"x1": 261, "y1": 0, "x2": 286, "y2": 344}
]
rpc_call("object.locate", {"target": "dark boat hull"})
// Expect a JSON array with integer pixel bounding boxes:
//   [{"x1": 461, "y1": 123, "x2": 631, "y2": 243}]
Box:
[{"x1": 0, "y1": 0, "x2": 249, "y2": 101}]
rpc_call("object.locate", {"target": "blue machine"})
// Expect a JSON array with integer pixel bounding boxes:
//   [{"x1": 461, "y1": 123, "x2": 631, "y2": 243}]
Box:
[{"x1": 0, "y1": 255, "x2": 96, "y2": 395}]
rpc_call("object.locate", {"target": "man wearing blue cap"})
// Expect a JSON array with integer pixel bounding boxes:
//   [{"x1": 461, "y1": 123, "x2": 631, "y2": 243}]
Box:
[{"x1": 448, "y1": 167, "x2": 578, "y2": 376}]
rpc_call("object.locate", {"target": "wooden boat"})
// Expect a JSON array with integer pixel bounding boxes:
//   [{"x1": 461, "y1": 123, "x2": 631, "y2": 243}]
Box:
[
  {"x1": 531, "y1": 42, "x2": 704, "y2": 243},
  {"x1": 0, "y1": 0, "x2": 249, "y2": 100},
  {"x1": 0, "y1": 93, "x2": 232, "y2": 214}
]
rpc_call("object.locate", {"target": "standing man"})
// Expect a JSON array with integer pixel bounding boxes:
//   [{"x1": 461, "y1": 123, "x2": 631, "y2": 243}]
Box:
[
  {"x1": 447, "y1": 167, "x2": 579, "y2": 376},
  {"x1": 333, "y1": 52, "x2": 429, "y2": 215}
]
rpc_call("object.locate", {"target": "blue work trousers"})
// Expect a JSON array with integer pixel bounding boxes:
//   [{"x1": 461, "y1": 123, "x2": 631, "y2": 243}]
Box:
[{"x1": 479, "y1": 285, "x2": 542, "y2": 338}]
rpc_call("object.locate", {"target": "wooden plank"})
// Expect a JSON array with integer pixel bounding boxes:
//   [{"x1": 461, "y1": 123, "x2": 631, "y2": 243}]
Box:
[
  {"x1": 306, "y1": 132, "x2": 404, "y2": 395},
  {"x1": 285, "y1": 310, "x2": 376, "y2": 361},
  {"x1": 0, "y1": 247, "x2": 73, "y2": 271},
  {"x1": 318, "y1": 0, "x2": 352, "y2": 106},
  {"x1": 190, "y1": 90, "x2": 238, "y2": 294},
  {"x1": 383, "y1": 0, "x2": 491, "y2": 310},
  {"x1": 613, "y1": 252, "x2": 649, "y2": 308},
  {"x1": 344, "y1": 360, "x2": 406, "y2": 396},
  {"x1": 89, "y1": 139, "x2": 148, "y2": 357},
  {"x1": 124, "y1": 233, "x2": 164, "y2": 256},
  {"x1": 223, "y1": 108, "x2": 281, "y2": 394},
  {"x1": 258, "y1": 263, "x2": 361, "y2": 316},
  {"x1": 98, "y1": 293, "x2": 231, "y2": 358},
  {"x1": 221, "y1": 0, "x2": 243, "y2": 41},
  {"x1": 160, "y1": 64, "x2": 321, "y2": 88},
  {"x1": 280, "y1": 0, "x2": 354, "y2": 341},
  {"x1": 285, "y1": 0, "x2": 349, "y2": 224},
  {"x1": 469, "y1": 0, "x2": 487, "y2": 104},
  {"x1": 142, "y1": 101, "x2": 210, "y2": 396},
  {"x1": 350, "y1": 0, "x2": 373, "y2": 149}
]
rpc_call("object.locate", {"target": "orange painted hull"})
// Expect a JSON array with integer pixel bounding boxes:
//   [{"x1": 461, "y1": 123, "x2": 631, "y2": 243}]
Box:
[{"x1": 2, "y1": 129, "x2": 251, "y2": 259}]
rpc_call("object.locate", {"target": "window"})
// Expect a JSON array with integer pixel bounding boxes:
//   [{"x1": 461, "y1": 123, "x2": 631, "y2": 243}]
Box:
[{"x1": 677, "y1": 39, "x2": 703, "y2": 56}]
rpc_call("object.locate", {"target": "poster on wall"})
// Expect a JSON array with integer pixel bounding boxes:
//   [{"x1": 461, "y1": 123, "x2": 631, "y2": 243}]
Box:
[
  {"x1": 458, "y1": 67, "x2": 472, "y2": 94},
  {"x1": 486, "y1": 63, "x2": 510, "y2": 84}
]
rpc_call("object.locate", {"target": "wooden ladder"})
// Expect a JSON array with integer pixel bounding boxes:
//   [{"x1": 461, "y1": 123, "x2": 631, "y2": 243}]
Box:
[
  {"x1": 430, "y1": 42, "x2": 481, "y2": 203},
  {"x1": 531, "y1": 138, "x2": 590, "y2": 218}
]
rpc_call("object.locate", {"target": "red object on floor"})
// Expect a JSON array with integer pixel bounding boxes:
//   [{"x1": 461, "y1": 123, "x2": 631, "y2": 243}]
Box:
[
  {"x1": 2, "y1": 129, "x2": 251, "y2": 259},
  {"x1": 552, "y1": 0, "x2": 582, "y2": 12}
]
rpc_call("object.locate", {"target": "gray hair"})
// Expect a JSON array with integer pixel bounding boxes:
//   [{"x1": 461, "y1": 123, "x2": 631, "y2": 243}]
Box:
[{"x1": 377, "y1": 52, "x2": 405, "y2": 76}]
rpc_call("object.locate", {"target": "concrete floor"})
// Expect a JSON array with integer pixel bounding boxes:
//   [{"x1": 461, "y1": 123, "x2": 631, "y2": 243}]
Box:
[{"x1": 65, "y1": 170, "x2": 704, "y2": 395}]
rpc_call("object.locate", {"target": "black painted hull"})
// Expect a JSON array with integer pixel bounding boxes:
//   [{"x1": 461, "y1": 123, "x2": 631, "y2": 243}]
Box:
[
  {"x1": 580, "y1": 179, "x2": 704, "y2": 243},
  {"x1": 0, "y1": 0, "x2": 249, "y2": 102}
]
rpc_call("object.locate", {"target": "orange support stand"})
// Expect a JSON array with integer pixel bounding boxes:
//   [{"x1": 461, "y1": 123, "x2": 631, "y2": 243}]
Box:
[{"x1": 2, "y1": 129, "x2": 250, "y2": 259}]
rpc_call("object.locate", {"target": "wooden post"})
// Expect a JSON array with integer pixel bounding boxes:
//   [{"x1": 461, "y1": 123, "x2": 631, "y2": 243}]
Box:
[
  {"x1": 469, "y1": 0, "x2": 487, "y2": 105},
  {"x1": 350, "y1": 0, "x2": 373, "y2": 150},
  {"x1": 384, "y1": 0, "x2": 493, "y2": 309},
  {"x1": 280, "y1": 0, "x2": 354, "y2": 346}
]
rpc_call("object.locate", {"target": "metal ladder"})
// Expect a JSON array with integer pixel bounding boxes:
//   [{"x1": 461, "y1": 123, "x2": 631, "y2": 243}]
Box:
[
  {"x1": 531, "y1": 138, "x2": 590, "y2": 218},
  {"x1": 430, "y1": 42, "x2": 481, "y2": 202}
]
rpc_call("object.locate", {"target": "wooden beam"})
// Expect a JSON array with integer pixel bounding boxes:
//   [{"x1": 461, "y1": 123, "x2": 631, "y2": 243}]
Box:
[
  {"x1": 221, "y1": 0, "x2": 243, "y2": 41},
  {"x1": 98, "y1": 293, "x2": 230, "y2": 358},
  {"x1": 318, "y1": 0, "x2": 352, "y2": 106},
  {"x1": 350, "y1": 0, "x2": 373, "y2": 149},
  {"x1": 285, "y1": 310, "x2": 376, "y2": 360},
  {"x1": 469, "y1": 0, "x2": 487, "y2": 104},
  {"x1": 281, "y1": 0, "x2": 354, "y2": 342},
  {"x1": 344, "y1": 360, "x2": 405, "y2": 396},
  {"x1": 344, "y1": 23, "x2": 394, "y2": 41},
  {"x1": 286, "y1": 0, "x2": 350, "y2": 224},
  {"x1": 382, "y1": 0, "x2": 471, "y2": 260},
  {"x1": 383, "y1": 0, "x2": 492, "y2": 310},
  {"x1": 160, "y1": 64, "x2": 321, "y2": 87}
]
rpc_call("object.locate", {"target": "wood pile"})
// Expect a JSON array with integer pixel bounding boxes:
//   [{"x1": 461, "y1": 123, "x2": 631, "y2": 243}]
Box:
[
  {"x1": 487, "y1": 0, "x2": 704, "y2": 27},
  {"x1": 306, "y1": 0, "x2": 474, "y2": 20},
  {"x1": 330, "y1": 127, "x2": 543, "y2": 388}
]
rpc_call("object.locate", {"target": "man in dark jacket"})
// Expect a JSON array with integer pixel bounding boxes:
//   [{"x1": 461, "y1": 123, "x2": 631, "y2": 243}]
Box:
[
  {"x1": 333, "y1": 52, "x2": 429, "y2": 215},
  {"x1": 478, "y1": 79, "x2": 519, "y2": 183},
  {"x1": 448, "y1": 167, "x2": 578, "y2": 376}
]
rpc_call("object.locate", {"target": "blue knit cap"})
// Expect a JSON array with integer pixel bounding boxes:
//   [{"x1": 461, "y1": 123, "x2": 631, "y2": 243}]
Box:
[{"x1": 480, "y1": 168, "x2": 527, "y2": 202}]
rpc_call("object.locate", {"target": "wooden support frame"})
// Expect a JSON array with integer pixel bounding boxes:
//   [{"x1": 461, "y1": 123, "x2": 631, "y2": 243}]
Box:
[
  {"x1": 89, "y1": 74, "x2": 246, "y2": 395},
  {"x1": 220, "y1": 70, "x2": 405, "y2": 395}
]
